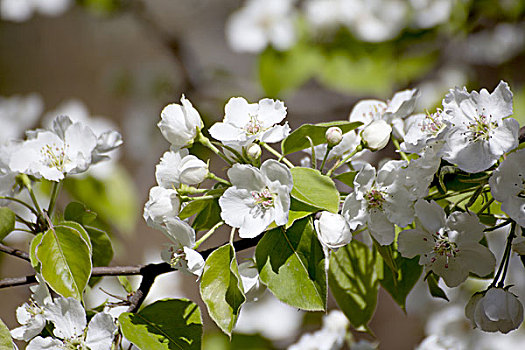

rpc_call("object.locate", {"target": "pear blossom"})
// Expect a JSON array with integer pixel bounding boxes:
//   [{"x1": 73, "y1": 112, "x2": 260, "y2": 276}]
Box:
[
  {"x1": 219, "y1": 159, "x2": 293, "y2": 238},
  {"x1": 361, "y1": 120, "x2": 392, "y2": 151},
  {"x1": 158, "y1": 96, "x2": 203, "y2": 150},
  {"x1": 11, "y1": 277, "x2": 51, "y2": 342},
  {"x1": 404, "y1": 146, "x2": 441, "y2": 200},
  {"x1": 442, "y1": 81, "x2": 519, "y2": 173},
  {"x1": 342, "y1": 161, "x2": 414, "y2": 245},
  {"x1": 143, "y1": 186, "x2": 181, "y2": 229},
  {"x1": 155, "y1": 148, "x2": 208, "y2": 189},
  {"x1": 287, "y1": 310, "x2": 349, "y2": 350},
  {"x1": 161, "y1": 245, "x2": 205, "y2": 277},
  {"x1": 465, "y1": 287, "x2": 524, "y2": 333},
  {"x1": 314, "y1": 212, "x2": 352, "y2": 249},
  {"x1": 401, "y1": 111, "x2": 450, "y2": 154},
  {"x1": 489, "y1": 148, "x2": 525, "y2": 226},
  {"x1": 398, "y1": 199, "x2": 495, "y2": 287},
  {"x1": 26, "y1": 297, "x2": 116, "y2": 350},
  {"x1": 226, "y1": 0, "x2": 296, "y2": 53},
  {"x1": 349, "y1": 89, "x2": 419, "y2": 129},
  {"x1": 9, "y1": 116, "x2": 100, "y2": 181},
  {"x1": 43, "y1": 99, "x2": 122, "y2": 178},
  {"x1": 209, "y1": 97, "x2": 290, "y2": 146}
]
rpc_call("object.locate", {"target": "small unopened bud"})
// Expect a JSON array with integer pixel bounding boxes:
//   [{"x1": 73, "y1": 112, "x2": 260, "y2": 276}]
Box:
[
  {"x1": 246, "y1": 143, "x2": 262, "y2": 160},
  {"x1": 361, "y1": 120, "x2": 392, "y2": 151},
  {"x1": 325, "y1": 127, "x2": 343, "y2": 147}
]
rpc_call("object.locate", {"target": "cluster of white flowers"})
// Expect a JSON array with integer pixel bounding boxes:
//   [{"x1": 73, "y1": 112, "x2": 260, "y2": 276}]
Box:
[
  {"x1": 287, "y1": 310, "x2": 350, "y2": 350},
  {"x1": 226, "y1": 0, "x2": 455, "y2": 52},
  {"x1": 11, "y1": 277, "x2": 116, "y2": 349}
]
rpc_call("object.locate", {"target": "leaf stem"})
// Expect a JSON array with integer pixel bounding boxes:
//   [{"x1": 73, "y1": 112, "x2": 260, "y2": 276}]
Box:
[
  {"x1": 0, "y1": 196, "x2": 39, "y2": 216},
  {"x1": 492, "y1": 222, "x2": 516, "y2": 288},
  {"x1": 197, "y1": 132, "x2": 234, "y2": 166},
  {"x1": 320, "y1": 145, "x2": 332, "y2": 174},
  {"x1": 206, "y1": 172, "x2": 231, "y2": 186}
]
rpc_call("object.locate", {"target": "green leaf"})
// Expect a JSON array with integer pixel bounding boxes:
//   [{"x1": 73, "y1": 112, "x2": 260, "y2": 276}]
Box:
[
  {"x1": 203, "y1": 332, "x2": 277, "y2": 350},
  {"x1": 290, "y1": 167, "x2": 340, "y2": 213},
  {"x1": 179, "y1": 198, "x2": 213, "y2": 220},
  {"x1": 256, "y1": 217, "x2": 326, "y2": 311},
  {"x1": 0, "y1": 207, "x2": 15, "y2": 241},
  {"x1": 36, "y1": 225, "x2": 92, "y2": 300},
  {"x1": 85, "y1": 226, "x2": 113, "y2": 268},
  {"x1": 192, "y1": 198, "x2": 222, "y2": 231},
  {"x1": 59, "y1": 221, "x2": 92, "y2": 252},
  {"x1": 334, "y1": 171, "x2": 357, "y2": 188},
  {"x1": 0, "y1": 317, "x2": 13, "y2": 350},
  {"x1": 30, "y1": 233, "x2": 44, "y2": 270},
  {"x1": 281, "y1": 122, "x2": 362, "y2": 156},
  {"x1": 426, "y1": 273, "x2": 449, "y2": 301},
  {"x1": 200, "y1": 245, "x2": 245, "y2": 336},
  {"x1": 119, "y1": 298, "x2": 202, "y2": 350},
  {"x1": 85, "y1": 226, "x2": 114, "y2": 286},
  {"x1": 64, "y1": 202, "x2": 97, "y2": 226},
  {"x1": 380, "y1": 254, "x2": 422, "y2": 311},
  {"x1": 328, "y1": 240, "x2": 382, "y2": 329}
]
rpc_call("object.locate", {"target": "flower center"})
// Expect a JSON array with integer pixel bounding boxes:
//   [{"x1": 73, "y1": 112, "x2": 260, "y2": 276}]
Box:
[
  {"x1": 366, "y1": 188, "x2": 386, "y2": 210},
  {"x1": 465, "y1": 109, "x2": 498, "y2": 142},
  {"x1": 420, "y1": 111, "x2": 445, "y2": 136},
  {"x1": 244, "y1": 115, "x2": 263, "y2": 136},
  {"x1": 252, "y1": 187, "x2": 275, "y2": 209},
  {"x1": 430, "y1": 231, "x2": 460, "y2": 268},
  {"x1": 40, "y1": 142, "x2": 69, "y2": 172}
]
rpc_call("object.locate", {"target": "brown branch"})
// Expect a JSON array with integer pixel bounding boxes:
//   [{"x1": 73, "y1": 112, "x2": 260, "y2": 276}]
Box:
[
  {"x1": 0, "y1": 242, "x2": 30, "y2": 262},
  {"x1": 0, "y1": 234, "x2": 263, "y2": 313}
]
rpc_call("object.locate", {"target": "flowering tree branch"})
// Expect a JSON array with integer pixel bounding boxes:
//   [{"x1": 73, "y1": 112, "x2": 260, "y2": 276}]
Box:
[{"x1": 0, "y1": 235, "x2": 263, "y2": 312}]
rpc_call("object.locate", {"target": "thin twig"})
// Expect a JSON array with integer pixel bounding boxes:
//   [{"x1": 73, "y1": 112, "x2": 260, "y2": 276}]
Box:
[{"x1": 0, "y1": 243, "x2": 30, "y2": 262}]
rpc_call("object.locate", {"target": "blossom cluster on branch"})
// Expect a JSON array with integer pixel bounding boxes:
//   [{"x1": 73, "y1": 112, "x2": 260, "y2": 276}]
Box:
[{"x1": 0, "y1": 80, "x2": 524, "y2": 349}]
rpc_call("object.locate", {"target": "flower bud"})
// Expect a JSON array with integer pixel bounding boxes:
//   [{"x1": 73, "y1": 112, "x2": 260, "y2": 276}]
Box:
[
  {"x1": 246, "y1": 143, "x2": 262, "y2": 160},
  {"x1": 361, "y1": 120, "x2": 392, "y2": 151},
  {"x1": 465, "y1": 287, "x2": 524, "y2": 333},
  {"x1": 314, "y1": 211, "x2": 352, "y2": 249},
  {"x1": 158, "y1": 96, "x2": 203, "y2": 150},
  {"x1": 325, "y1": 127, "x2": 343, "y2": 147},
  {"x1": 179, "y1": 155, "x2": 208, "y2": 185}
]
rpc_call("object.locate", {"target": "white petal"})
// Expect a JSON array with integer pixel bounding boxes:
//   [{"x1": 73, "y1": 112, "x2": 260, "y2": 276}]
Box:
[
  {"x1": 44, "y1": 297, "x2": 87, "y2": 339},
  {"x1": 227, "y1": 164, "x2": 266, "y2": 191},
  {"x1": 397, "y1": 229, "x2": 434, "y2": 259},
  {"x1": 367, "y1": 210, "x2": 394, "y2": 245},
  {"x1": 182, "y1": 247, "x2": 205, "y2": 277},
  {"x1": 208, "y1": 122, "x2": 246, "y2": 143},
  {"x1": 26, "y1": 336, "x2": 63, "y2": 350},
  {"x1": 261, "y1": 159, "x2": 293, "y2": 191},
  {"x1": 163, "y1": 217, "x2": 196, "y2": 248},
  {"x1": 414, "y1": 199, "x2": 446, "y2": 234},
  {"x1": 348, "y1": 100, "x2": 386, "y2": 125},
  {"x1": 85, "y1": 313, "x2": 116, "y2": 350},
  {"x1": 219, "y1": 187, "x2": 256, "y2": 229}
]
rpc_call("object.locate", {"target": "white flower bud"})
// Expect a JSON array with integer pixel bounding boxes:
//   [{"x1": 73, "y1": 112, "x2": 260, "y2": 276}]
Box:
[
  {"x1": 465, "y1": 287, "x2": 524, "y2": 333},
  {"x1": 325, "y1": 127, "x2": 343, "y2": 147},
  {"x1": 361, "y1": 120, "x2": 392, "y2": 151},
  {"x1": 246, "y1": 143, "x2": 262, "y2": 160},
  {"x1": 314, "y1": 211, "x2": 352, "y2": 249},
  {"x1": 179, "y1": 156, "x2": 208, "y2": 185},
  {"x1": 158, "y1": 96, "x2": 203, "y2": 150}
]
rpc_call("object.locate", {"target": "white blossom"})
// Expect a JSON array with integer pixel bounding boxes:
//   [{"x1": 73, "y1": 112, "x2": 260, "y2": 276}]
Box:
[
  {"x1": 489, "y1": 148, "x2": 525, "y2": 226},
  {"x1": 401, "y1": 111, "x2": 450, "y2": 154},
  {"x1": 143, "y1": 186, "x2": 181, "y2": 229},
  {"x1": 219, "y1": 159, "x2": 293, "y2": 238},
  {"x1": 209, "y1": 97, "x2": 290, "y2": 146},
  {"x1": 465, "y1": 287, "x2": 524, "y2": 334},
  {"x1": 226, "y1": 0, "x2": 296, "y2": 53},
  {"x1": 342, "y1": 161, "x2": 414, "y2": 245},
  {"x1": 9, "y1": 116, "x2": 100, "y2": 181},
  {"x1": 398, "y1": 199, "x2": 495, "y2": 287},
  {"x1": 442, "y1": 81, "x2": 519, "y2": 173},
  {"x1": 158, "y1": 96, "x2": 203, "y2": 150},
  {"x1": 11, "y1": 277, "x2": 51, "y2": 342},
  {"x1": 287, "y1": 310, "x2": 348, "y2": 350},
  {"x1": 314, "y1": 212, "x2": 352, "y2": 249},
  {"x1": 161, "y1": 245, "x2": 205, "y2": 278},
  {"x1": 155, "y1": 148, "x2": 208, "y2": 188},
  {"x1": 361, "y1": 120, "x2": 392, "y2": 151}
]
